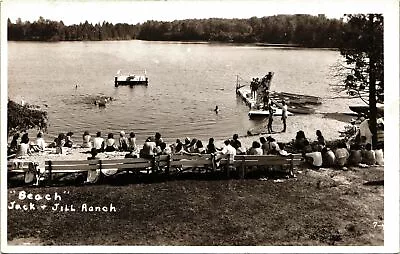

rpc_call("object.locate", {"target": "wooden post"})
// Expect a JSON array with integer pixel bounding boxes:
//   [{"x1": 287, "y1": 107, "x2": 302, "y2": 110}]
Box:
[
  {"x1": 240, "y1": 157, "x2": 245, "y2": 179},
  {"x1": 48, "y1": 161, "x2": 53, "y2": 183}
]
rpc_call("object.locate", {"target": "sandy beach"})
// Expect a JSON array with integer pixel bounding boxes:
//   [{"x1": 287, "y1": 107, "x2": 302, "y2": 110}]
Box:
[{"x1": 13, "y1": 112, "x2": 351, "y2": 172}]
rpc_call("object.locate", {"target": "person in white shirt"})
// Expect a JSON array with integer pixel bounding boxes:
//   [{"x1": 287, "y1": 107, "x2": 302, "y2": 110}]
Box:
[
  {"x1": 220, "y1": 139, "x2": 236, "y2": 155},
  {"x1": 93, "y1": 132, "x2": 104, "y2": 152},
  {"x1": 35, "y1": 131, "x2": 46, "y2": 151},
  {"x1": 82, "y1": 131, "x2": 92, "y2": 149}
]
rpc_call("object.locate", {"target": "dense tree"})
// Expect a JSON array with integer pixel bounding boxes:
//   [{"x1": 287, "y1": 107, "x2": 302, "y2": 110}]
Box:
[
  {"x1": 338, "y1": 14, "x2": 383, "y2": 148},
  {"x1": 7, "y1": 100, "x2": 48, "y2": 136},
  {"x1": 8, "y1": 15, "x2": 346, "y2": 47}
]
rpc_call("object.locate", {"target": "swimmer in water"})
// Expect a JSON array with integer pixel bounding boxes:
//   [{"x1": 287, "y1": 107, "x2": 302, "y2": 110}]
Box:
[{"x1": 214, "y1": 105, "x2": 219, "y2": 113}]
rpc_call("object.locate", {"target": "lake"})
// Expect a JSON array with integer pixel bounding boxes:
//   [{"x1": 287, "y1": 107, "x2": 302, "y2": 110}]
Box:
[{"x1": 8, "y1": 40, "x2": 351, "y2": 143}]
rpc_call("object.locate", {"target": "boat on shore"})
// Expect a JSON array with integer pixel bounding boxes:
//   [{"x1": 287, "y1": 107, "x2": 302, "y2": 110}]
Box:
[
  {"x1": 114, "y1": 70, "x2": 148, "y2": 87},
  {"x1": 349, "y1": 103, "x2": 384, "y2": 116}
]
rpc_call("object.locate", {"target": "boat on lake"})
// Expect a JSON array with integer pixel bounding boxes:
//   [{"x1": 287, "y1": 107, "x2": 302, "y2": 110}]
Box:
[
  {"x1": 349, "y1": 103, "x2": 384, "y2": 116},
  {"x1": 114, "y1": 70, "x2": 148, "y2": 87}
]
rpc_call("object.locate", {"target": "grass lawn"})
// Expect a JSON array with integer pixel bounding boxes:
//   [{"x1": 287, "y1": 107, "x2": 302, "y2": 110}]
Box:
[{"x1": 7, "y1": 166, "x2": 383, "y2": 246}]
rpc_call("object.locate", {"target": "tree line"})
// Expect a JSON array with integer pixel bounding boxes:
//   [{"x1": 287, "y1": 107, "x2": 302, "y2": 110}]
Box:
[{"x1": 8, "y1": 14, "x2": 346, "y2": 47}]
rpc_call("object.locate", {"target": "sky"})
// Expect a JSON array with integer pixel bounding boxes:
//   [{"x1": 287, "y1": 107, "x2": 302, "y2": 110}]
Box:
[{"x1": 3, "y1": 0, "x2": 387, "y2": 25}]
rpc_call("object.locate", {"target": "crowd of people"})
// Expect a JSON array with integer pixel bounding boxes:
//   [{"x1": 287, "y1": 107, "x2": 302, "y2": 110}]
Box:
[
  {"x1": 8, "y1": 125, "x2": 384, "y2": 170},
  {"x1": 293, "y1": 129, "x2": 384, "y2": 169}
]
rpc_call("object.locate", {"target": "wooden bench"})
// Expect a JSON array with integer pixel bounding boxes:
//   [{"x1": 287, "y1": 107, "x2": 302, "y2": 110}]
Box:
[
  {"x1": 40, "y1": 153, "x2": 303, "y2": 184},
  {"x1": 233, "y1": 154, "x2": 303, "y2": 178},
  {"x1": 7, "y1": 160, "x2": 39, "y2": 184}
]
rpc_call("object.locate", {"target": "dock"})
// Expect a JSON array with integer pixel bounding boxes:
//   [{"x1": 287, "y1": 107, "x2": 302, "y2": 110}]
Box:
[{"x1": 235, "y1": 76, "x2": 322, "y2": 117}]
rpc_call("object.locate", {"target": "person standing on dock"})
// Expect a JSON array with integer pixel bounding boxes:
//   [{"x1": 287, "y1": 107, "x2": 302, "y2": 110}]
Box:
[
  {"x1": 281, "y1": 100, "x2": 288, "y2": 132},
  {"x1": 267, "y1": 107, "x2": 274, "y2": 134}
]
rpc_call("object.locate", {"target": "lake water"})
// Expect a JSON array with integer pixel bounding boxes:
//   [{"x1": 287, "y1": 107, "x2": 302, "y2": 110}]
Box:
[{"x1": 8, "y1": 41, "x2": 353, "y2": 143}]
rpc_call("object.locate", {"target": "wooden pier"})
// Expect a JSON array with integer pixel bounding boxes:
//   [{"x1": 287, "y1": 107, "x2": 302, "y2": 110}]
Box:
[{"x1": 235, "y1": 75, "x2": 322, "y2": 116}]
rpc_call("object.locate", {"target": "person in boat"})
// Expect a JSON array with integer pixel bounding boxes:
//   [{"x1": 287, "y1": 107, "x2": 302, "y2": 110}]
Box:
[
  {"x1": 214, "y1": 105, "x2": 220, "y2": 113},
  {"x1": 82, "y1": 131, "x2": 92, "y2": 149},
  {"x1": 105, "y1": 133, "x2": 117, "y2": 152},
  {"x1": 247, "y1": 141, "x2": 263, "y2": 155},
  {"x1": 93, "y1": 132, "x2": 105, "y2": 153},
  {"x1": 118, "y1": 131, "x2": 128, "y2": 152},
  {"x1": 281, "y1": 100, "x2": 288, "y2": 132}
]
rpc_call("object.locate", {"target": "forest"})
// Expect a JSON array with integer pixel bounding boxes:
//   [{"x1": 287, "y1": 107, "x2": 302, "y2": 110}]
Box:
[{"x1": 8, "y1": 14, "x2": 346, "y2": 48}]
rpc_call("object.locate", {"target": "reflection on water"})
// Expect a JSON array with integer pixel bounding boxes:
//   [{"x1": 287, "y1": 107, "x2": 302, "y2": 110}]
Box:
[{"x1": 8, "y1": 41, "x2": 351, "y2": 143}]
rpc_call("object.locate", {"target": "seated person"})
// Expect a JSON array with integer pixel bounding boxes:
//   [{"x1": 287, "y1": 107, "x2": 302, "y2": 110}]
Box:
[
  {"x1": 361, "y1": 143, "x2": 376, "y2": 165},
  {"x1": 119, "y1": 131, "x2": 128, "y2": 151},
  {"x1": 87, "y1": 148, "x2": 99, "y2": 160},
  {"x1": 348, "y1": 144, "x2": 362, "y2": 166},
  {"x1": 304, "y1": 147, "x2": 323, "y2": 168},
  {"x1": 31, "y1": 131, "x2": 46, "y2": 152},
  {"x1": 183, "y1": 137, "x2": 191, "y2": 152},
  {"x1": 294, "y1": 130, "x2": 307, "y2": 150},
  {"x1": 219, "y1": 139, "x2": 236, "y2": 156},
  {"x1": 105, "y1": 133, "x2": 117, "y2": 152},
  {"x1": 321, "y1": 147, "x2": 335, "y2": 167},
  {"x1": 247, "y1": 141, "x2": 263, "y2": 155},
  {"x1": 231, "y1": 134, "x2": 242, "y2": 150},
  {"x1": 259, "y1": 137, "x2": 268, "y2": 155},
  {"x1": 316, "y1": 130, "x2": 326, "y2": 147},
  {"x1": 93, "y1": 132, "x2": 105, "y2": 152},
  {"x1": 16, "y1": 134, "x2": 31, "y2": 157},
  {"x1": 187, "y1": 138, "x2": 198, "y2": 153},
  {"x1": 155, "y1": 132, "x2": 163, "y2": 147},
  {"x1": 160, "y1": 142, "x2": 172, "y2": 155},
  {"x1": 64, "y1": 133, "x2": 74, "y2": 148},
  {"x1": 140, "y1": 137, "x2": 157, "y2": 159},
  {"x1": 8, "y1": 133, "x2": 20, "y2": 155},
  {"x1": 82, "y1": 131, "x2": 92, "y2": 149},
  {"x1": 194, "y1": 140, "x2": 206, "y2": 154},
  {"x1": 206, "y1": 138, "x2": 218, "y2": 154},
  {"x1": 127, "y1": 132, "x2": 138, "y2": 152},
  {"x1": 334, "y1": 142, "x2": 350, "y2": 167},
  {"x1": 266, "y1": 136, "x2": 281, "y2": 155}
]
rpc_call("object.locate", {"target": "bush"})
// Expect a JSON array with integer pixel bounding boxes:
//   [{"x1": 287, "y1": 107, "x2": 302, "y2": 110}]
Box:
[{"x1": 7, "y1": 99, "x2": 48, "y2": 136}]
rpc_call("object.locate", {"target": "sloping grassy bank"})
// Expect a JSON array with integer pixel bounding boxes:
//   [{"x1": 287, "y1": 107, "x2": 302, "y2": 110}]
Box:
[{"x1": 7, "y1": 166, "x2": 383, "y2": 246}]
